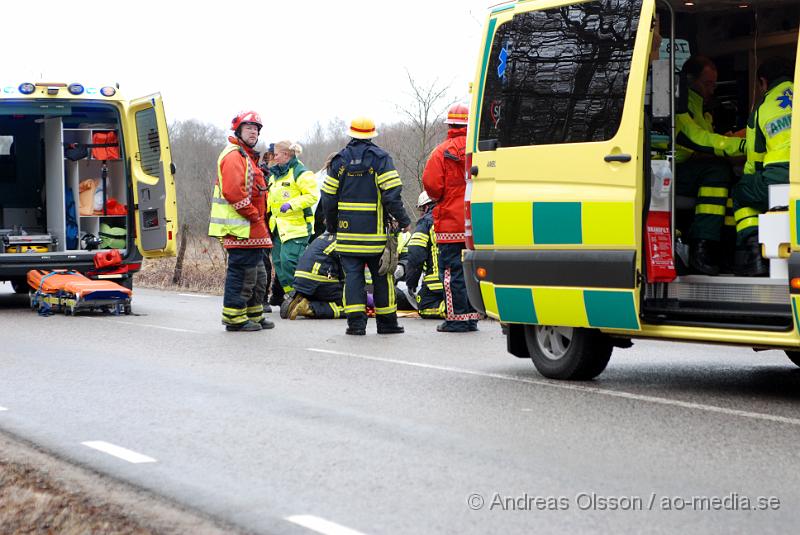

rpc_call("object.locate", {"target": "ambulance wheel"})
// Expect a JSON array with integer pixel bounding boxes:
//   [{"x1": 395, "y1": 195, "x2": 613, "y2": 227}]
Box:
[
  {"x1": 524, "y1": 326, "x2": 612, "y2": 380},
  {"x1": 784, "y1": 351, "x2": 800, "y2": 368},
  {"x1": 10, "y1": 278, "x2": 28, "y2": 294}
]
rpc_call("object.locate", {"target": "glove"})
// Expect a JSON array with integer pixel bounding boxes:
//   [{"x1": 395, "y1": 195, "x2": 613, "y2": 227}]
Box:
[
  {"x1": 280, "y1": 202, "x2": 292, "y2": 213},
  {"x1": 394, "y1": 263, "x2": 405, "y2": 281}
]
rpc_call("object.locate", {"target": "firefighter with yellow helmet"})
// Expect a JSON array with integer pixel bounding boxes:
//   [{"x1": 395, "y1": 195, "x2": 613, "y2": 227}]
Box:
[{"x1": 321, "y1": 117, "x2": 411, "y2": 335}]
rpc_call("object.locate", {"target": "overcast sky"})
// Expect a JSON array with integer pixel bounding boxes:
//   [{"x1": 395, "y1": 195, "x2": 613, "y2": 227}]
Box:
[{"x1": 6, "y1": 0, "x2": 492, "y2": 142}]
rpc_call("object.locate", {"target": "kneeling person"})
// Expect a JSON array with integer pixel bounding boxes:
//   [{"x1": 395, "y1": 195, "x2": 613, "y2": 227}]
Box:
[
  {"x1": 284, "y1": 231, "x2": 344, "y2": 320},
  {"x1": 399, "y1": 191, "x2": 444, "y2": 319}
]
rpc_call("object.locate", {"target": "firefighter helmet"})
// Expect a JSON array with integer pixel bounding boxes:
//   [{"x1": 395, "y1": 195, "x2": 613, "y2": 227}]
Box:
[
  {"x1": 348, "y1": 116, "x2": 378, "y2": 139},
  {"x1": 444, "y1": 103, "x2": 469, "y2": 125},
  {"x1": 417, "y1": 191, "x2": 433, "y2": 208},
  {"x1": 231, "y1": 110, "x2": 263, "y2": 132}
]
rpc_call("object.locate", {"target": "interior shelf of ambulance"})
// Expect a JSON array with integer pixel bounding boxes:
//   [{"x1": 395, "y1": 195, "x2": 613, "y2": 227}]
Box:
[
  {"x1": 0, "y1": 117, "x2": 127, "y2": 258},
  {"x1": 639, "y1": 3, "x2": 798, "y2": 332}
]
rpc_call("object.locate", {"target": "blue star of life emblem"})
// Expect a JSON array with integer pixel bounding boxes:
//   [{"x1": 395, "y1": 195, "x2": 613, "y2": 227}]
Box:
[
  {"x1": 777, "y1": 89, "x2": 793, "y2": 110},
  {"x1": 497, "y1": 47, "x2": 508, "y2": 79}
]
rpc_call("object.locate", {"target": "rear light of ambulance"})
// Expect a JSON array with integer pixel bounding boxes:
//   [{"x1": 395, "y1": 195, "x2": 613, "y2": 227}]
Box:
[{"x1": 464, "y1": 152, "x2": 475, "y2": 250}]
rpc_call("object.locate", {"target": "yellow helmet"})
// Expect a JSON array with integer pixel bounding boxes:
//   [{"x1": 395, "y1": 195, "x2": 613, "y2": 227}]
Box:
[{"x1": 348, "y1": 116, "x2": 378, "y2": 139}]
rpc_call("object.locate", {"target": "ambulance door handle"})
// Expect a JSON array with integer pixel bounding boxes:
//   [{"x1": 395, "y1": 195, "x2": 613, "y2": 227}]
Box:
[{"x1": 604, "y1": 153, "x2": 631, "y2": 163}]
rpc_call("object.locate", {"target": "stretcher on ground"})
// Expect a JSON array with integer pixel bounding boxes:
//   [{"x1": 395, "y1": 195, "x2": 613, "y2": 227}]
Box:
[{"x1": 27, "y1": 269, "x2": 132, "y2": 315}]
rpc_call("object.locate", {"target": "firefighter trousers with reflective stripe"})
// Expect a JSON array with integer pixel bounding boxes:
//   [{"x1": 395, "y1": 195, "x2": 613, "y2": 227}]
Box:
[
  {"x1": 675, "y1": 158, "x2": 735, "y2": 242},
  {"x1": 223, "y1": 248, "x2": 268, "y2": 326},
  {"x1": 733, "y1": 163, "x2": 789, "y2": 246},
  {"x1": 271, "y1": 233, "x2": 309, "y2": 293},
  {"x1": 438, "y1": 242, "x2": 479, "y2": 324},
  {"x1": 416, "y1": 285, "x2": 444, "y2": 319},
  {"x1": 299, "y1": 280, "x2": 344, "y2": 319},
  {"x1": 340, "y1": 254, "x2": 397, "y2": 328}
]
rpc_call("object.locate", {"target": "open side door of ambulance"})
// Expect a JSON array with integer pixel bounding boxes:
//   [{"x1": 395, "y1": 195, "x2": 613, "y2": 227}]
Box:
[
  {"x1": 126, "y1": 94, "x2": 178, "y2": 258},
  {"x1": 469, "y1": 0, "x2": 654, "y2": 333}
]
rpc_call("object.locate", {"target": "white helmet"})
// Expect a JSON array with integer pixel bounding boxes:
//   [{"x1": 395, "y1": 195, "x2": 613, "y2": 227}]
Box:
[{"x1": 417, "y1": 191, "x2": 433, "y2": 208}]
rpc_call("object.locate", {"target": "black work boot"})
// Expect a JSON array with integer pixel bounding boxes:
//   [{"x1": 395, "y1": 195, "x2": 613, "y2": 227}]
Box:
[
  {"x1": 733, "y1": 235, "x2": 769, "y2": 277},
  {"x1": 259, "y1": 318, "x2": 275, "y2": 329},
  {"x1": 376, "y1": 313, "x2": 404, "y2": 334},
  {"x1": 468, "y1": 319, "x2": 479, "y2": 332},
  {"x1": 689, "y1": 239, "x2": 720, "y2": 276},
  {"x1": 225, "y1": 321, "x2": 262, "y2": 332},
  {"x1": 346, "y1": 313, "x2": 368, "y2": 336},
  {"x1": 437, "y1": 321, "x2": 471, "y2": 333}
]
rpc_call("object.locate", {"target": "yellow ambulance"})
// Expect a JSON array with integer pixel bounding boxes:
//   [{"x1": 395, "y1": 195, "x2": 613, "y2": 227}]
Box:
[
  {"x1": 0, "y1": 82, "x2": 177, "y2": 292},
  {"x1": 463, "y1": 0, "x2": 799, "y2": 379}
]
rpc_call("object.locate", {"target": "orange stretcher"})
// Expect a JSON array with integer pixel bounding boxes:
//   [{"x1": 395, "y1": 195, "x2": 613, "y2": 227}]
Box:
[{"x1": 27, "y1": 269, "x2": 132, "y2": 315}]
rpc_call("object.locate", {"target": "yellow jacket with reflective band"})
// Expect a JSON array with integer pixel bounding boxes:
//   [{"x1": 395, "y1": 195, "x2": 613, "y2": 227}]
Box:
[
  {"x1": 676, "y1": 89, "x2": 745, "y2": 164},
  {"x1": 268, "y1": 159, "x2": 319, "y2": 241},
  {"x1": 750, "y1": 80, "x2": 793, "y2": 168},
  {"x1": 209, "y1": 144, "x2": 253, "y2": 239}
]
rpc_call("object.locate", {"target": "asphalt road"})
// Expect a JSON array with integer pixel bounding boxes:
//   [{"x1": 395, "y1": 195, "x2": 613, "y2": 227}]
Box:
[{"x1": 2, "y1": 282, "x2": 800, "y2": 535}]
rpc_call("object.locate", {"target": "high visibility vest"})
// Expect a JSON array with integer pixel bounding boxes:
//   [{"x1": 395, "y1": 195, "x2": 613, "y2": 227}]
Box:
[
  {"x1": 676, "y1": 89, "x2": 744, "y2": 163},
  {"x1": 754, "y1": 80, "x2": 793, "y2": 167},
  {"x1": 208, "y1": 144, "x2": 254, "y2": 239},
  {"x1": 267, "y1": 160, "x2": 319, "y2": 241}
]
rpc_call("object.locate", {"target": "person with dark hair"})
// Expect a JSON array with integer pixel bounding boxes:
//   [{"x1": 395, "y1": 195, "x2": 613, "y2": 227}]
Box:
[
  {"x1": 674, "y1": 55, "x2": 747, "y2": 275},
  {"x1": 732, "y1": 57, "x2": 794, "y2": 276}
]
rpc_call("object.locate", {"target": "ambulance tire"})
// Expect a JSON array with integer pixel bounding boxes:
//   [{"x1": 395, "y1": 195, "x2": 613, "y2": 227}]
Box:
[
  {"x1": 524, "y1": 326, "x2": 612, "y2": 380},
  {"x1": 784, "y1": 351, "x2": 800, "y2": 368}
]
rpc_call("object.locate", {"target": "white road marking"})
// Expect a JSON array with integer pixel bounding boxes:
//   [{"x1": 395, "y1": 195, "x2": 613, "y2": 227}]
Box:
[
  {"x1": 178, "y1": 293, "x2": 212, "y2": 298},
  {"x1": 82, "y1": 316, "x2": 202, "y2": 334},
  {"x1": 286, "y1": 515, "x2": 367, "y2": 535},
  {"x1": 0, "y1": 406, "x2": 7, "y2": 411},
  {"x1": 81, "y1": 441, "x2": 157, "y2": 463},
  {"x1": 306, "y1": 348, "x2": 800, "y2": 427}
]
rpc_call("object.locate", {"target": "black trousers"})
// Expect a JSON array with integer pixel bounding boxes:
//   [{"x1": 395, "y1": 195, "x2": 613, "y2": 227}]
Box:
[{"x1": 340, "y1": 254, "x2": 397, "y2": 327}]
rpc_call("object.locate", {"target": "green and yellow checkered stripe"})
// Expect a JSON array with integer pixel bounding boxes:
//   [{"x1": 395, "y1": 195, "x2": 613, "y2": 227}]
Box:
[
  {"x1": 470, "y1": 201, "x2": 635, "y2": 247},
  {"x1": 479, "y1": 282, "x2": 640, "y2": 330}
]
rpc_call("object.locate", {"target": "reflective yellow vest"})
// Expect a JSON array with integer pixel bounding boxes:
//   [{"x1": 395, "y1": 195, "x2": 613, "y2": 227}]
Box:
[
  {"x1": 754, "y1": 80, "x2": 793, "y2": 167},
  {"x1": 676, "y1": 89, "x2": 745, "y2": 163},
  {"x1": 208, "y1": 144, "x2": 253, "y2": 239},
  {"x1": 268, "y1": 160, "x2": 319, "y2": 241}
]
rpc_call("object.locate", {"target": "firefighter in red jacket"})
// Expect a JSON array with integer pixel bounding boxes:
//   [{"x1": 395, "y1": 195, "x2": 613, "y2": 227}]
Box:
[
  {"x1": 422, "y1": 103, "x2": 479, "y2": 332},
  {"x1": 208, "y1": 111, "x2": 275, "y2": 332}
]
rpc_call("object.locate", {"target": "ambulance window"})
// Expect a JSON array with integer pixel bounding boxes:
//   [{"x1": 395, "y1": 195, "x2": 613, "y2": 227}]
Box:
[
  {"x1": 135, "y1": 107, "x2": 162, "y2": 178},
  {"x1": 479, "y1": 0, "x2": 642, "y2": 148},
  {"x1": 0, "y1": 136, "x2": 12, "y2": 155}
]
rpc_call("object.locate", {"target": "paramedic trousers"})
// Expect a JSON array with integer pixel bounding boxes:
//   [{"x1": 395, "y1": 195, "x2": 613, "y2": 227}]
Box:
[
  {"x1": 222, "y1": 248, "x2": 267, "y2": 326},
  {"x1": 416, "y1": 285, "x2": 445, "y2": 319},
  {"x1": 271, "y1": 233, "x2": 309, "y2": 294},
  {"x1": 438, "y1": 242, "x2": 479, "y2": 326},
  {"x1": 340, "y1": 254, "x2": 397, "y2": 329},
  {"x1": 733, "y1": 163, "x2": 789, "y2": 246},
  {"x1": 675, "y1": 158, "x2": 735, "y2": 242},
  {"x1": 300, "y1": 282, "x2": 344, "y2": 319}
]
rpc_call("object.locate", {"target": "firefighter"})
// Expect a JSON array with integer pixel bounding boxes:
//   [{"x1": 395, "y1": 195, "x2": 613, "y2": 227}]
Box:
[
  {"x1": 208, "y1": 111, "x2": 274, "y2": 332},
  {"x1": 675, "y1": 56, "x2": 747, "y2": 275},
  {"x1": 321, "y1": 117, "x2": 411, "y2": 336},
  {"x1": 423, "y1": 103, "x2": 480, "y2": 332},
  {"x1": 733, "y1": 57, "x2": 794, "y2": 276},
  {"x1": 396, "y1": 191, "x2": 444, "y2": 319},
  {"x1": 267, "y1": 140, "x2": 319, "y2": 297},
  {"x1": 282, "y1": 230, "x2": 344, "y2": 320}
]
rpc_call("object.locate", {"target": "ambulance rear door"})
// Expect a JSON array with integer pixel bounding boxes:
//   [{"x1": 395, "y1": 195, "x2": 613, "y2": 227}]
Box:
[
  {"x1": 789, "y1": 36, "x2": 800, "y2": 329},
  {"x1": 468, "y1": 0, "x2": 654, "y2": 332},
  {"x1": 126, "y1": 94, "x2": 177, "y2": 258}
]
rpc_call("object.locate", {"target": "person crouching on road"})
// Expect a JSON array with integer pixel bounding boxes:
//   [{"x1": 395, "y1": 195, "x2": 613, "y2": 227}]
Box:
[
  {"x1": 282, "y1": 230, "x2": 344, "y2": 320},
  {"x1": 321, "y1": 116, "x2": 412, "y2": 336},
  {"x1": 422, "y1": 103, "x2": 480, "y2": 332},
  {"x1": 267, "y1": 141, "x2": 319, "y2": 300},
  {"x1": 208, "y1": 111, "x2": 274, "y2": 332}
]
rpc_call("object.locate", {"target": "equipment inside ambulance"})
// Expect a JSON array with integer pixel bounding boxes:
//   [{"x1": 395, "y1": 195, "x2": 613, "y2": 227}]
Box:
[
  {"x1": 0, "y1": 82, "x2": 177, "y2": 294},
  {"x1": 463, "y1": 0, "x2": 799, "y2": 380}
]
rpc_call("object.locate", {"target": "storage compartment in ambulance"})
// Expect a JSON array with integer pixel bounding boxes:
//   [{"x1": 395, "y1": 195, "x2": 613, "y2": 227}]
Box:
[
  {"x1": 643, "y1": 1, "x2": 798, "y2": 331},
  {"x1": 0, "y1": 100, "x2": 132, "y2": 293}
]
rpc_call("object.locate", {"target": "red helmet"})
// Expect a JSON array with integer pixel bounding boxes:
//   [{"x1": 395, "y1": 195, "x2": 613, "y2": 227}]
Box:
[
  {"x1": 444, "y1": 103, "x2": 469, "y2": 125},
  {"x1": 231, "y1": 110, "x2": 263, "y2": 132}
]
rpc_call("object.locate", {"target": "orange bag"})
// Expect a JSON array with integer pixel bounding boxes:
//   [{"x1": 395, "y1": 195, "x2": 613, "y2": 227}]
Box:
[
  {"x1": 94, "y1": 249, "x2": 122, "y2": 269},
  {"x1": 91, "y1": 131, "x2": 120, "y2": 160}
]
